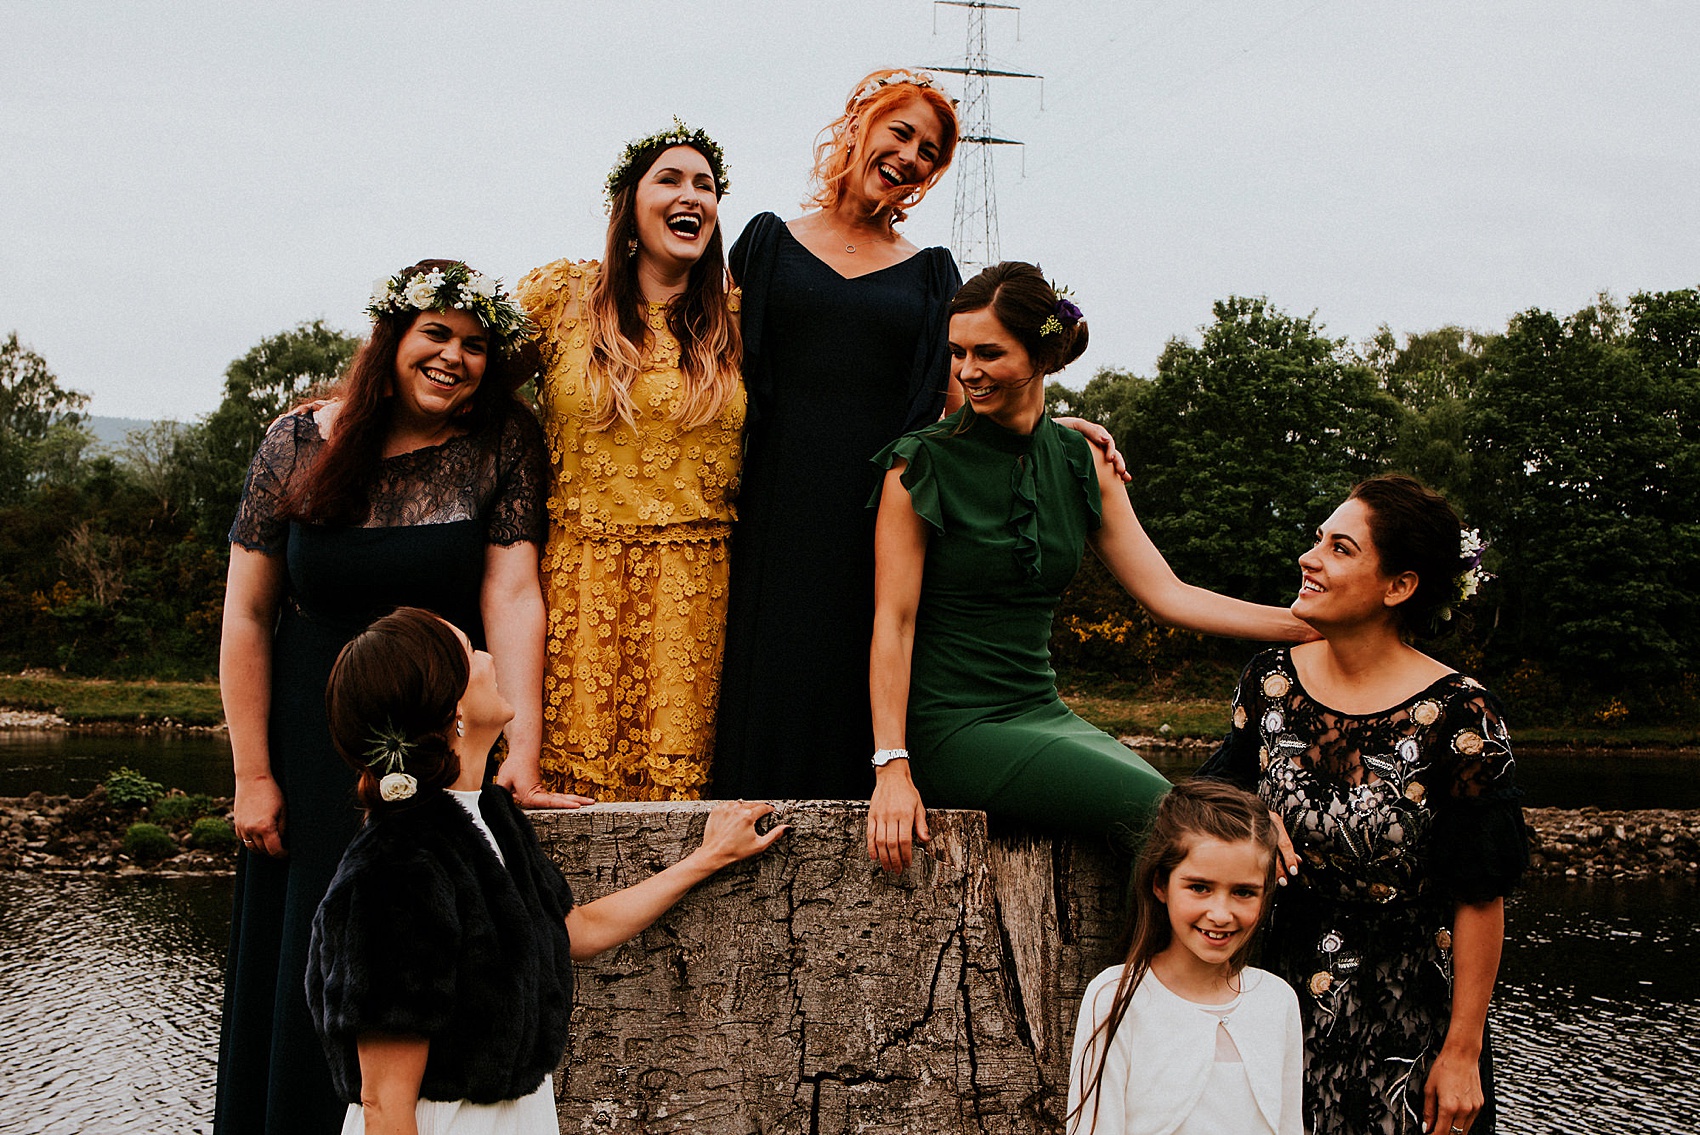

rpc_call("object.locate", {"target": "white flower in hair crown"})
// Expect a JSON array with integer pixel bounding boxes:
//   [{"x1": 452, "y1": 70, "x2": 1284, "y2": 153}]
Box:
[
  {"x1": 853, "y1": 69, "x2": 956, "y2": 108},
  {"x1": 604, "y1": 117, "x2": 729, "y2": 208},
  {"x1": 366, "y1": 262, "x2": 534, "y2": 355}
]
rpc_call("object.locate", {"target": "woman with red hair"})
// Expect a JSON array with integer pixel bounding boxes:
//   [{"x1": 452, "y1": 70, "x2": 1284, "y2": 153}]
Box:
[{"x1": 712, "y1": 69, "x2": 965, "y2": 800}]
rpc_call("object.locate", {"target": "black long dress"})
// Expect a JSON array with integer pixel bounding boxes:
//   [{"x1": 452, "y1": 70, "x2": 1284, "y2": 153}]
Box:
[
  {"x1": 712, "y1": 213, "x2": 960, "y2": 800},
  {"x1": 1199, "y1": 647, "x2": 1529, "y2": 1135},
  {"x1": 213, "y1": 402, "x2": 545, "y2": 1134}
]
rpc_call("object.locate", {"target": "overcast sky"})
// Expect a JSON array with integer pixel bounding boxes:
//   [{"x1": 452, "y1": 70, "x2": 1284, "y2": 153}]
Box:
[{"x1": 4, "y1": 1, "x2": 1696, "y2": 421}]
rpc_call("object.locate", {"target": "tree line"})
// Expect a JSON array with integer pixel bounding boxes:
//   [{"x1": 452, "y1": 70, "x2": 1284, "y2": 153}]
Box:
[
  {"x1": 2, "y1": 287, "x2": 1695, "y2": 727},
  {"x1": 1045, "y1": 289, "x2": 1700, "y2": 728}
]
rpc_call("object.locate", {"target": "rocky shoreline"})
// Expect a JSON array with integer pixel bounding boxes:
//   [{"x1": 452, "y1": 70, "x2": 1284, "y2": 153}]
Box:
[
  {"x1": 2, "y1": 789, "x2": 1696, "y2": 880},
  {"x1": 0, "y1": 708, "x2": 226, "y2": 733},
  {"x1": 0, "y1": 788, "x2": 238, "y2": 875}
]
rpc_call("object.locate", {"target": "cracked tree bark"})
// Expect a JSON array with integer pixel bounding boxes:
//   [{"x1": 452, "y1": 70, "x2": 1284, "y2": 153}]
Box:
[{"x1": 530, "y1": 801, "x2": 1131, "y2": 1133}]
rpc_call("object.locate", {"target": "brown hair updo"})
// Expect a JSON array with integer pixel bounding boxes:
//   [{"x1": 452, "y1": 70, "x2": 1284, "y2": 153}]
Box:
[
  {"x1": 326, "y1": 606, "x2": 468, "y2": 811},
  {"x1": 949, "y1": 261, "x2": 1089, "y2": 378},
  {"x1": 1347, "y1": 473, "x2": 1471, "y2": 636}
]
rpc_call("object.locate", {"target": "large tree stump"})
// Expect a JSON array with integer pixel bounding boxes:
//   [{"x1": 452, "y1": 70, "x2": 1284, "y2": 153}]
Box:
[{"x1": 529, "y1": 802, "x2": 1132, "y2": 1133}]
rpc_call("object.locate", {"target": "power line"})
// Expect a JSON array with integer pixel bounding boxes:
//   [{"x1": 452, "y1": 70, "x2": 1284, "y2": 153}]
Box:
[{"x1": 931, "y1": 1, "x2": 1040, "y2": 273}]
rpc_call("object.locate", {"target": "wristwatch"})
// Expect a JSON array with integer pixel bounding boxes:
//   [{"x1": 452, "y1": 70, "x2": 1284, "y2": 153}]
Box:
[{"x1": 871, "y1": 748, "x2": 909, "y2": 767}]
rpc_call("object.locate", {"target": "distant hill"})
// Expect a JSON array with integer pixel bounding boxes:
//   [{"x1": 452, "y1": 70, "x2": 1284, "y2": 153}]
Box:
[{"x1": 85, "y1": 415, "x2": 162, "y2": 450}]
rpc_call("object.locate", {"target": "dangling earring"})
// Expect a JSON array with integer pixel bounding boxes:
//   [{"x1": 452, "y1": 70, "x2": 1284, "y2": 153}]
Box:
[
  {"x1": 627, "y1": 229, "x2": 638, "y2": 258},
  {"x1": 455, "y1": 716, "x2": 464, "y2": 738}
]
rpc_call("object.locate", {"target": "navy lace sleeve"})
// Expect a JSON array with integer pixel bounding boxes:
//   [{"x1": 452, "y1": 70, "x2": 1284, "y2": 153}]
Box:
[
  {"x1": 485, "y1": 400, "x2": 547, "y2": 547},
  {"x1": 1195, "y1": 652, "x2": 1273, "y2": 791},
  {"x1": 228, "y1": 412, "x2": 317, "y2": 554},
  {"x1": 1428, "y1": 684, "x2": 1529, "y2": 903}
]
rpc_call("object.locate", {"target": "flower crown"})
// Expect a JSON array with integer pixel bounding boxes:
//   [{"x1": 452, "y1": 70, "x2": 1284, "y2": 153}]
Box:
[
  {"x1": 850, "y1": 68, "x2": 957, "y2": 109},
  {"x1": 1039, "y1": 284, "x2": 1084, "y2": 338},
  {"x1": 364, "y1": 720, "x2": 419, "y2": 802},
  {"x1": 604, "y1": 117, "x2": 729, "y2": 208},
  {"x1": 367, "y1": 262, "x2": 534, "y2": 355}
]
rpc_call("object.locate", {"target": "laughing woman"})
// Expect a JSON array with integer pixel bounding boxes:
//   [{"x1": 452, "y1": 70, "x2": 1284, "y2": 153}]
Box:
[
  {"x1": 216, "y1": 260, "x2": 563, "y2": 1134},
  {"x1": 866, "y1": 263, "x2": 1316, "y2": 873},
  {"x1": 516, "y1": 121, "x2": 742, "y2": 802},
  {"x1": 711, "y1": 69, "x2": 963, "y2": 801}
]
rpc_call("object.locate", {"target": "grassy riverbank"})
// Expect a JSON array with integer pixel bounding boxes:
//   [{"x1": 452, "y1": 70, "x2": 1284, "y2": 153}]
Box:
[
  {"x1": 0, "y1": 675, "x2": 223, "y2": 727},
  {"x1": 1058, "y1": 678, "x2": 1700, "y2": 749},
  {"x1": 1, "y1": 672, "x2": 1695, "y2": 747}
]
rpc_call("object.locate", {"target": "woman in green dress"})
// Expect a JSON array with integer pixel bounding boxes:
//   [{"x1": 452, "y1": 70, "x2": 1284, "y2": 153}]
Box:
[{"x1": 866, "y1": 262, "x2": 1315, "y2": 873}]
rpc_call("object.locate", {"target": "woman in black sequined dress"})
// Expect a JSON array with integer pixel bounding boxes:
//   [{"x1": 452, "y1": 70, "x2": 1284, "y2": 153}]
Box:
[{"x1": 1200, "y1": 475, "x2": 1527, "y2": 1135}]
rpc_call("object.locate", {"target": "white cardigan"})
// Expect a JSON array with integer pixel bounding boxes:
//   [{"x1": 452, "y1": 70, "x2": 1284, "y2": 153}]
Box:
[{"x1": 1065, "y1": 965, "x2": 1304, "y2": 1135}]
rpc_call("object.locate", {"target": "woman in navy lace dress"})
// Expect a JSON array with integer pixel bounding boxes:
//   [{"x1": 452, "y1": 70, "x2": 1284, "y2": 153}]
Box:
[{"x1": 214, "y1": 260, "x2": 584, "y2": 1133}]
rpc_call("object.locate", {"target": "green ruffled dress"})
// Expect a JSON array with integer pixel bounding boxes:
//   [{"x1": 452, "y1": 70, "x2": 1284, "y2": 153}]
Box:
[{"x1": 871, "y1": 409, "x2": 1170, "y2": 841}]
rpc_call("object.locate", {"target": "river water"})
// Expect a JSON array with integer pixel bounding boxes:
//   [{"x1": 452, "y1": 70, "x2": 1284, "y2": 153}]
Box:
[{"x1": 1, "y1": 736, "x2": 1697, "y2": 1131}]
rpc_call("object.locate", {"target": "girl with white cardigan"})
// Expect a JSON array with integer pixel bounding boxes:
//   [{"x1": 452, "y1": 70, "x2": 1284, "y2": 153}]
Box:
[{"x1": 1067, "y1": 780, "x2": 1304, "y2": 1135}]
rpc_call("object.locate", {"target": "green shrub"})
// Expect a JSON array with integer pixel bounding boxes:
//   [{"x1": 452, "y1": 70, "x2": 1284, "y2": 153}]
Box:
[
  {"x1": 105, "y1": 767, "x2": 164, "y2": 809},
  {"x1": 151, "y1": 793, "x2": 218, "y2": 825},
  {"x1": 122, "y1": 822, "x2": 177, "y2": 862},
  {"x1": 189, "y1": 816, "x2": 237, "y2": 851}
]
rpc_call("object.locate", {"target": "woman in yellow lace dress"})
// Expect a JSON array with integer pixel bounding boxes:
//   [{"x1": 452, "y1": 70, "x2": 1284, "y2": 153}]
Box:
[{"x1": 515, "y1": 121, "x2": 743, "y2": 801}]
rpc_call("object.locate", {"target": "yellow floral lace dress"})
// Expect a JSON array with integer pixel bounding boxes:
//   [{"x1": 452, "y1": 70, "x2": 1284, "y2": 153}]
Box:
[{"x1": 515, "y1": 259, "x2": 744, "y2": 800}]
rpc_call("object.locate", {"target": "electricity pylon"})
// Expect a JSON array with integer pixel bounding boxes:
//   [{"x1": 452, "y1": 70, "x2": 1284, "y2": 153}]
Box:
[{"x1": 932, "y1": 1, "x2": 1039, "y2": 272}]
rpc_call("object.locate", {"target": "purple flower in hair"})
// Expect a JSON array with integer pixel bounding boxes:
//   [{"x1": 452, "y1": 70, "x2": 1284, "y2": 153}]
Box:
[{"x1": 1056, "y1": 297, "x2": 1083, "y2": 325}]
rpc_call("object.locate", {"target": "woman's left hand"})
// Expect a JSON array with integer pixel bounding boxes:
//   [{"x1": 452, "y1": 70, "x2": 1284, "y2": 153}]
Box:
[
  {"x1": 1054, "y1": 416, "x2": 1131, "y2": 483},
  {"x1": 497, "y1": 762, "x2": 595, "y2": 810},
  {"x1": 1422, "y1": 1043, "x2": 1485, "y2": 1135}
]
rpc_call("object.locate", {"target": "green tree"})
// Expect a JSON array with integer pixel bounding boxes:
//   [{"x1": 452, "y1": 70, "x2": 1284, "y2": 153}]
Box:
[
  {"x1": 0, "y1": 332, "x2": 92, "y2": 504},
  {"x1": 1361, "y1": 325, "x2": 1491, "y2": 501},
  {"x1": 173, "y1": 320, "x2": 360, "y2": 539},
  {"x1": 1469, "y1": 292, "x2": 1700, "y2": 686},
  {"x1": 118, "y1": 421, "x2": 187, "y2": 513},
  {"x1": 1123, "y1": 297, "x2": 1402, "y2": 606}
]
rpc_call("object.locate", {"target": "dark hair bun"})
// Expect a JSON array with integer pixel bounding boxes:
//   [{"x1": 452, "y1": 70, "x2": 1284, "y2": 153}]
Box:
[
  {"x1": 326, "y1": 607, "x2": 470, "y2": 811},
  {"x1": 1348, "y1": 474, "x2": 1468, "y2": 635},
  {"x1": 949, "y1": 261, "x2": 1088, "y2": 377}
]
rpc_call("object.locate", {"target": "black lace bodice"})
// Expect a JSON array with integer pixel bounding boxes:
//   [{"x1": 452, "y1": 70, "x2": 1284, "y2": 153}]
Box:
[{"x1": 229, "y1": 401, "x2": 547, "y2": 553}]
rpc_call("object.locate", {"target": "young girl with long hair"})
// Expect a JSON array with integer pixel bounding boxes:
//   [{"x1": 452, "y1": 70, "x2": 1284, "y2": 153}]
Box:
[
  {"x1": 1067, "y1": 779, "x2": 1304, "y2": 1135},
  {"x1": 516, "y1": 121, "x2": 743, "y2": 802}
]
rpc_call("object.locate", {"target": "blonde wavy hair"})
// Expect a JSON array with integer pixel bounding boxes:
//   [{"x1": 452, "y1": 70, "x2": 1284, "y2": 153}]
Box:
[
  {"x1": 805, "y1": 68, "x2": 960, "y2": 224},
  {"x1": 582, "y1": 138, "x2": 741, "y2": 431}
]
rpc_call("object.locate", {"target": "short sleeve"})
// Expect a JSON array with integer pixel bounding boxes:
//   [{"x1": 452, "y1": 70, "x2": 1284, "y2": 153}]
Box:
[
  {"x1": 1195, "y1": 653, "x2": 1271, "y2": 790},
  {"x1": 485, "y1": 403, "x2": 547, "y2": 547},
  {"x1": 307, "y1": 849, "x2": 463, "y2": 1041},
  {"x1": 228, "y1": 412, "x2": 314, "y2": 553},
  {"x1": 514, "y1": 260, "x2": 576, "y2": 371},
  {"x1": 868, "y1": 431, "x2": 944, "y2": 532},
  {"x1": 1054, "y1": 424, "x2": 1104, "y2": 531},
  {"x1": 1428, "y1": 684, "x2": 1529, "y2": 902}
]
